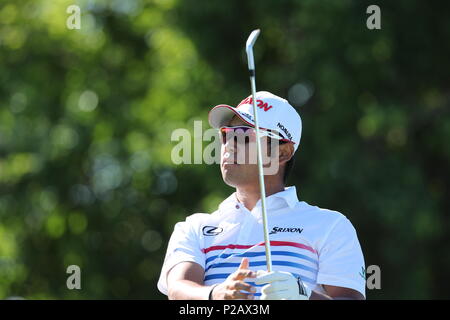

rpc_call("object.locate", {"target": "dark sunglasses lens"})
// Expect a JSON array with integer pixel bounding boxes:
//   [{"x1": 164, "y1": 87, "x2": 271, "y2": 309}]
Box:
[{"x1": 220, "y1": 127, "x2": 253, "y2": 144}]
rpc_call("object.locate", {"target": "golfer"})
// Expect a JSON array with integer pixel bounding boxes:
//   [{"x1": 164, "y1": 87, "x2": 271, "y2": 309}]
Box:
[{"x1": 158, "y1": 91, "x2": 366, "y2": 300}]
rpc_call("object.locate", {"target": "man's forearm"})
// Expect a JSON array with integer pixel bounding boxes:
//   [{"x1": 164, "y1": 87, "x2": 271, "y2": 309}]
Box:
[
  {"x1": 310, "y1": 290, "x2": 333, "y2": 300},
  {"x1": 168, "y1": 280, "x2": 213, "y2": 300},
  {"x1": 168, "y1": 283, "x2": 360, "y2": 300},
  {"x1": 310, "y1": 290, "x2": 364, "y2": 300}
]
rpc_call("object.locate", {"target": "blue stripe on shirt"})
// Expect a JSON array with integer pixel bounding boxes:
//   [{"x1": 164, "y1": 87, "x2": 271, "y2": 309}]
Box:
[
  {"x1": 205, "y1": 260, "x2": 317, "y2": 273},
  {"x1": 204, "y1": 272, "x2": 316, "y2": 285},
  {"x1": 205, "y1": 250, "x2": 317, "y2": 266}
]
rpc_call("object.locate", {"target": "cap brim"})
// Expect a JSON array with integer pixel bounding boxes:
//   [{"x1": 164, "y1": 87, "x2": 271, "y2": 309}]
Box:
[{"x1": 208, "y1": 104, "x2": 255, "y2": 129}]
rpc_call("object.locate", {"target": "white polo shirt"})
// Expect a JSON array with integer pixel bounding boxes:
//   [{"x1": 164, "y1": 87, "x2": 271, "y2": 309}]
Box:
[{"x1": 157, "y1": 186, "x2": 366, "y2": 299}]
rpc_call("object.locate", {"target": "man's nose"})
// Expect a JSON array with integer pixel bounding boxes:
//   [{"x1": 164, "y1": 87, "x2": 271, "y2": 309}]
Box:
[
  {"x1": 223, "y1": 137, "x2": 242, "y2": 163},
  {"x1": 223, "y1": 136, "x2": 237, "y2": 153}
]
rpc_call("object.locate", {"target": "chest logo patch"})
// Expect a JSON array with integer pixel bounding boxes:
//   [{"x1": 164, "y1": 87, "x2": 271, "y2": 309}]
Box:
[
  {"x1": 269, "y1": 227, "x2": 303, "y2": 235},
  {"x1": 202, "y1": 226, "x2": 224, "y2": 236}
]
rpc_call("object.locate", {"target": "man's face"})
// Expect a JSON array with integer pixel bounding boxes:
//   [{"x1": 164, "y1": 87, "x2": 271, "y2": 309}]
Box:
[{"x1": 220, "y1": 116, "x2": 276, "y2": 188}]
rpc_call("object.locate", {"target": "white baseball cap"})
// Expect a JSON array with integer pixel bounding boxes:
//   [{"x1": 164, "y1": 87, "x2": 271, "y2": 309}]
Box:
[{"x1": 208, "y1": 91, "x2": 302, "y2": 152}]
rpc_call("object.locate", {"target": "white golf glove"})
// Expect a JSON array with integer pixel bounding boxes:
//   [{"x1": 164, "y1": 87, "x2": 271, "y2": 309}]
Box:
[{"x1": 255, "y1": 270, "x2": 312, "y2": 300}]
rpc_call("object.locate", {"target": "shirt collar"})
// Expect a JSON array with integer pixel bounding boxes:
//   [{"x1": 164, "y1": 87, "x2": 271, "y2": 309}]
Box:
[
  {"x1": 218, "y1": 186, "x2": 299, "y2": 212},
  {"x1": 270, "y1": 186, "x2": 298, "y2": 209}
]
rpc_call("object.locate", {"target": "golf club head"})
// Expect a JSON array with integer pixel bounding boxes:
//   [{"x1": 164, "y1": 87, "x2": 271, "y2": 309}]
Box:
[{"x1": 246, "y1": 29, "x2": 260, "y2": 71}]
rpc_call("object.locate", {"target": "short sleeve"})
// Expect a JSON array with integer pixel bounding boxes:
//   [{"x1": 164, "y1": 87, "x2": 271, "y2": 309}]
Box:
[
  {"x1": 157, "y1": 217, "x2": 205, "y2": 295},
  {"x1": 316, "y1": 217, "x2": 366, "y2": 298}
]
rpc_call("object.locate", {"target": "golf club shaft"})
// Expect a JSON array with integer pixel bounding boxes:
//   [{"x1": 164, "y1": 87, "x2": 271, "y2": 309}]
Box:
[
  {"x1": 249, "y1": 75, "x2": 273, "y2": 272},
  {"x1": 246, "y1": 29, "x2": 273, "y2": 272}
]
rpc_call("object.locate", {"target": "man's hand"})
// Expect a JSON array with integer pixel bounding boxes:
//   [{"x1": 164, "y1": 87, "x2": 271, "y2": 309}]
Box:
[
  {"x1": 211, "y1": 258, "x2": 257, "y2": 300},
  {"x1": 255, "y1": 270, "x2": 311, "y2": 300}
]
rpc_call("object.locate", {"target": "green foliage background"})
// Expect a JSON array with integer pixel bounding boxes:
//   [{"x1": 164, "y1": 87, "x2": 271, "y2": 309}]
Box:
[{"x1": 0, "y1": 0, "x2": 449, "y2": 299}]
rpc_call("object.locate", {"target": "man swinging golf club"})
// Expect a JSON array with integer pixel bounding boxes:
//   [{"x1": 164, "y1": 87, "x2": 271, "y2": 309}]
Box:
[{"x1": 157, "y1": 30, "x2": 366, "y2": 300}]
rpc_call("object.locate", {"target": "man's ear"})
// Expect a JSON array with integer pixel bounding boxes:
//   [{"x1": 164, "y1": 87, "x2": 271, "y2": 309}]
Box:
[{"x1": 278, "y1": 143, "x2": 294, "y2": 166}]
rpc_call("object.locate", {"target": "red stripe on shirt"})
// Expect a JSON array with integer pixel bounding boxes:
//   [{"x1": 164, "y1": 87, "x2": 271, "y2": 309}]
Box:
[{"x1": 202, "y1": 241, "x2": 316, "y2": 254}]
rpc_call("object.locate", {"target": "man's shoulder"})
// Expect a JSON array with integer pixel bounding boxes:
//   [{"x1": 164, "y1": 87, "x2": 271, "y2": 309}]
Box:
[
  {"x1": 184, "y1": 212, "x2": 212, "y2": 223},
  {"x1": 293, "y1": 201, "x2": 359, "y2": 244},
  {"x1": 294, "y1": 200, "x2": 349, "y2": 225},
  {"x1": 181, "y1": 211, "x2": 221, "y2": 227}
]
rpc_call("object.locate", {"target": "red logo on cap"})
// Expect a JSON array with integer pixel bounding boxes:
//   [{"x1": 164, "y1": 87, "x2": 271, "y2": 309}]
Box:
[{"x1": 237, "y1": 97, "x2": 273, "y2": 112}]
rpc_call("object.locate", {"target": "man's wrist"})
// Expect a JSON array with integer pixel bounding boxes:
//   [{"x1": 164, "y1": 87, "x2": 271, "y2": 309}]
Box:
[
  {"x1": 208, "y1": 284, "x2": 218, "y2": 300},
  {"x1": 297, "y1": 277, "x2": 312, "y2": 299}
]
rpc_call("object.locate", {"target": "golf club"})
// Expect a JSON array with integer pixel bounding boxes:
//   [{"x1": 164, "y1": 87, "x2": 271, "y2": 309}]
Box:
[{"x1": 245, "y1": 29, "x2": 273, "y2": 272}]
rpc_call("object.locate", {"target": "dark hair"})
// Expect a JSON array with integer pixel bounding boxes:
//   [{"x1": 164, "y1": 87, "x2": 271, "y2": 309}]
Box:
[
  {"x1": 280, "y1": 140, "x2": 295, "y2": 185},
  {"x1": 283, "y1": 152, "x2": 295, "y2": 185},
  {"x1": 267, "y1": 139, "x2": 296, "y2": 185}
]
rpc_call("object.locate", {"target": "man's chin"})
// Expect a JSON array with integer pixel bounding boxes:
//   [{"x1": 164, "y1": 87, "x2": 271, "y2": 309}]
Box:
[{"x1": 221, "y1": 165, "x2": 242, "y2": 187}]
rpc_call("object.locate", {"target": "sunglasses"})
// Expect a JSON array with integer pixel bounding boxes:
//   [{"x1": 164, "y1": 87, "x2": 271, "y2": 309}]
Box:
[{"x1": 219, "y1": 126, "x2": 292, "y2": 145}]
